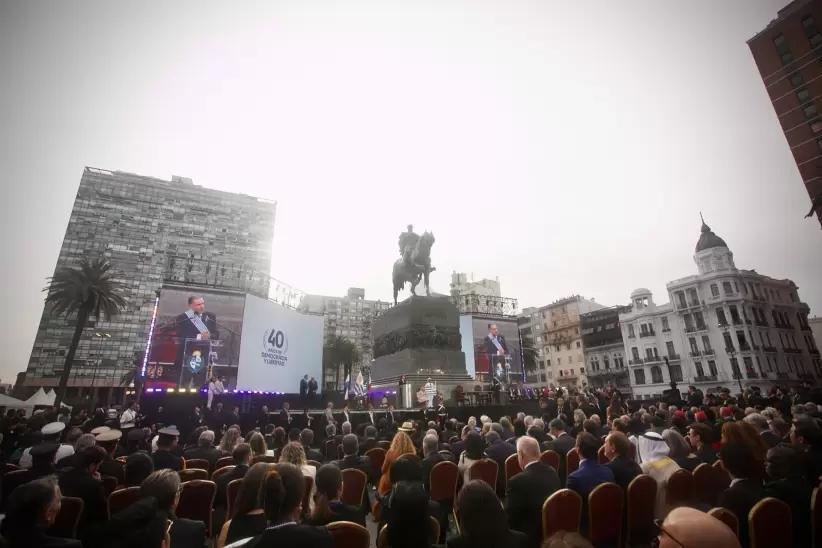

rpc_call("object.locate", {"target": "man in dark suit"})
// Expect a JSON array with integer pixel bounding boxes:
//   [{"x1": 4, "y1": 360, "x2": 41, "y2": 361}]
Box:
[
  {"x1": 485, "y1": 431, "x2": 517, "y2": 495},
  {"x1": 214, "y1": 444, "x2": 251, "y2": 510},
  {"x1": 175, "y1": 295, "x2": 219, "y2": 341},
  {"x1": 183, "y1": 429, "x2": 224, "y2": 469},
  {"x1": 603, "y1": 432, "x2": 641, "y2": 492},
  {"x1": 140, "y1": 469, "x2": 206, "y2": 548},
  {"x1": 450, "y1": 425, "x2": 472, "y2": 458},
  {"x1": 764, "y1": 445, "x2": 812, "y2": 547},
  {"x1": 687, "y1": 423, "x2": 718, "y2": 464},
  {"x1": 333, "y1": 434, "x2": 373, "y2": 481},
  {"x1": 482, "y1": 323, "x2": 508, "y2": 372},
  {"x1": 57, "y1": 446, "x2": 108, "y2": 541},
  {"x1": 744, "y1": 413, "x2": 781, "y2": 448},
  {"x1": 385, "y1": 404, "x2": 396, "y2": 427},
  {"x1": 505, "y1": 436, "x2": 560, "y2": 548},
  {"x1": 300, "y1": 375, "x2": 309, "y2": 407},
  {"x1": 420, "y1": 433, "x2": 453, "y2": 492},
  {"x1": 359, "y1": 426, "x2": 378, "y2": 456},
  {"x1": 280, "y1": 402, "x2": 293, "y2": 430},
  {"x1": 152, "y1": 428, "x2": 184, "y2": 471},
  {"x1": 546, "y1": 419, "x2": 576, "y2": 486},
  {"x1": 301, "y1": 429, "x2": 325, "y2": 463},
  {"x1": 567, "y1": 432, "x2": 614, "y2": 502},
  {"x1": 718, "y1": 441, "x2": 763, "y2": 548}
]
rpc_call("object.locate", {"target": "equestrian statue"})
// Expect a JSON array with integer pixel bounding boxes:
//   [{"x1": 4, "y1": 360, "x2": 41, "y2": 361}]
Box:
[{"x1": 392, "y1": 224, "x2": 436, "y2": 305}]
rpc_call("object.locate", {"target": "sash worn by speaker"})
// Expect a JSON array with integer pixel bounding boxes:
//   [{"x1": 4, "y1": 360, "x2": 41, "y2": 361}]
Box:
[
  {"x1": 488, "y1": 334, "x2": 503, "y2": 354},
  {"x1": 185, "y1": 309, "x2": 210, "y2": 338}
]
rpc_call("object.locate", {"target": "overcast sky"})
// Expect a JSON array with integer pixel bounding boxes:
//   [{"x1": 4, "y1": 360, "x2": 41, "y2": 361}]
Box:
[{"x1": 1, "y1": 0, "x2": 820, "y2": 384}]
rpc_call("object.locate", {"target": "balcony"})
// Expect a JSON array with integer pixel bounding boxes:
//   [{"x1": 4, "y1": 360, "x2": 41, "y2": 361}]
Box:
[
  {"x1": 744, "y1": 319, "x2": 752, "y2": 325},
  {"x1": 627, "y1": 334, "x2": 636, "y2": 339},
  {"x1": 690, "y1": 300, "x2": 700, "y2": 307},
  {"x1": 684, "y1": 326, "x2": 696, "y2": 334},
  {"x1": 689, "y1": 350, "x2": 701, "y2": 357},
  {"x1": 695, "y1": 324, "x2": 708, "y2": 332},
  {"x1": 801, "y1": 325, "x2": 813, "y2": 332},
  {"x1": 694, "y1": 375, "x2": 718, "y2": 382},
  {"x1": 739, "y1": 344, "x2": 752, "y2": 352},
  {"x1": 725, "y1": 347, "x2": 736, "y2": 354},
  {"x1": 784, "y1": 348, "x2": 803, "y2": 354},
  {"x1": 661, "y1": 328, "x2": 671, "y2": 333},
  {"x1": 776, "y1": 372, "x2": 798, "y2": 380},
  {"x1": 666, "y1": 353, "x2": 681, "y2": 361},
  {"x1": 717, "y1": 322, "x2": 729, "y2": 328},
  {"x1": 677, "y1": 301, "x2": 688, "y2": 310},
  {"x1": 731, "y1": 318, "x2": 743, "y2": 326},
  {"x1": 703, "y1": 349, "x2": 715, "y2": 356},
  {"x1": 745, "y1": 370, "x2": 759, "y2": 379},
  {"x1": 811, "y1": 349, "x2": 821, "y2": 356},
  {"x1": 754, "y1": 320, "x2": 769, "y2": 327},
  {"x1": 645, "y1": 355, "x2": 662, "y2": 363},
  {"x1": 732, "y1": 371, "x2": 743, "y2": 380},
  {"x1": 628, "y1": 359, "x2": 644, "y2": 365},
  {"x1": 640, "y1": 330, "x2": 656, "y2": 338},
  {"x1": 763, "y1": 346, "x2": 777, "y2": 353}
]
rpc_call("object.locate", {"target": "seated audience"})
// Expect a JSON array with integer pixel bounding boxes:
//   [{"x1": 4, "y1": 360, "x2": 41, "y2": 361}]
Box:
[
  {"x1": 305, "y1": 464, "x2": 365, "y2": 526},
  {"x1": 421, "y1": 433, "x2": 453, "y2": 492},
  {"x1": 184, "y1": 426, "x2": 208, "y2": 452},
  {"x1": 717, "y1": 442, "x2": 762, "y2": 548},
  {"x1": 568, "y1": 432, "x2": 614, "y2": 532},
  {"x1": 378, "y1": 431, "x2": 417, "y2": 496},
  {"x1": 744, "y1": 413, "x2": 781, "y2": 448},
  {"x1": 184, "y1": 429, "x2": 224, "y2": 468},
  {"x1": 505, "y1": 436, "x2": 560, "y2": 548},
  {"x1": 0, "y1": 476, "x2": 82, "y2": 548},
  {"x1": 484, "y1": 430, "x2": 516, "y2": 495},
  {"x1": 450, "y1": 425, "x2": 471, "y2": 457},
  {"x1": 359, "y1": 425, "x2": 378, "y2": 456},
  {"x1": 686, "y1": 423, "x2": 717, "y2": 465},
  {"x1": 1, "y1": 442, "x2": 59, "y2": 511},
  {"x1": 791, "y1": 416, "x2": 822, "y2": 487},
  {"x1": 124, "y1": 451, "x2": 154, "y2": 487},
  {"x1": 332, "y1": 434, "x2": 372, "y2": 479},
  {"x1": 769, "y1": 417, "x2": 791, "y2": 444},
  {"x1": 378, "y1": 457, "x2": 444, "y2": 539},
  {"x1": 546, "y1": 419, "x2": 576, "y2": 485},
  {"x1": 151, "y1": 427, "x2": 183, "y2": 471},
  {"x1": 300, "y1": 429, "x2": 324, "y2": 463},
  {"x1": 57, "y1": 445, "x2": 108, "y2": 540},
  {"x1": 763, "y1": 445, "x2": 812, "y2": 547},
  {"x1": 582, "y1": 420, "x2": 601, "y2": 446},
  {"x1": 247, "y1": 432, "x2": 267, "y2": 459},
  {"x1": 241, "y1": 463, "x2": 334, "y2": 548},
  {"x1": 662, "y1": 429, "x2": 701, "y2": 472},
  {"x1": 653, "y1": 507, "x2": 740, "y2": 548},
  {"x1": 279, "y1": 441, "x2": 316, "y2": 510},
  {"x1": 603, "y1": 431, "x2": 642, "y2": 492},
  {"x1": 54, "y1": 429, "x2": 89, "y2": 469},
  {"x1": 140, "y1": 469, "x2": 205, "y2": 548},
  {"x1": 215, "y1": 443, "x2": 252, "y2": 510},
  {"x1": 448, "y1": 480, "x2": 528, "y2": 548},
  {"x1": 217, "y1": 462, "x2": 273, "y2": 548},
  {"x1": 219, "y1": 427, "x2": 241, "y2": 456},
  {"x1": 457, "y1": 431, "x2": 487, "y2": 484},
  {"x1": 637, "y1": 431, "x2": 680, "y2": 519}
]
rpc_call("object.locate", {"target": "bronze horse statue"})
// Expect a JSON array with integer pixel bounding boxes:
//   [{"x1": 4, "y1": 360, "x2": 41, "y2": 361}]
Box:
[{"x1": 392, "y1": 231, "x2": 435, "y2": 305}]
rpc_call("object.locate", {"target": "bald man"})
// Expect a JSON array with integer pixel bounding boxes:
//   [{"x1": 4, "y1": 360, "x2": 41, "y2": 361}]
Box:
[
  {"x1": 505, "y1": 436, "x2": 560, "y2": 548},
  {"x1": 657, "y1": 507, "x2": 740, "y2": 548}
]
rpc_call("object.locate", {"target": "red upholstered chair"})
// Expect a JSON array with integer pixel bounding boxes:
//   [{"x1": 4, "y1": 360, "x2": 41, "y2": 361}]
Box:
[
  {"x1": 303, "y1": 476, "x2": 314, "y2": 519},
  {"x1": 693, "y1": 463, "x2": 724, "y2": 507},
  {"x1": 185, "y1": 458, "x2": 210, "y2": 473},
  {"x1": 626, "y1": 474, "x2": 657, "y2": 546},
  {"x1": 227, "y1": 479, "x2": 243, "y2": 516},
  {"x1": 504, "y1": 454, "x2": 522, "y2": 487},
  {"x1": 540, "y1": 450, "x2": 560, "y2": 470},
  {"x1": 429, "y1": 461, "x2": 459, "y2": 503},
  {"x1": 365, "y1": 447, "x2": 386, "y2": 482},
  {"x1": 565, "y1": 448, "x2": 580, "y2": 479},
  {"x1": 467, "y1": 459, "x2": 498, "y2": 488},
  {"x1": 307, "y1": 460, "x2": 322, "y2": 470},
  {"x1": 665, "y1": 469, "x2": 694, "y2": 508},
  {"x1": 215, "y1": 456, "x2": 233, "y2": 470},
  {"x1": 812, "y1": 487, "x2": 821, "y2": 548},
  {"x1": 48, "y1": 497, "x2": 83, "y2": 539},
  {"x1": 179, "y1": 468, "x2": 208, "y2": 482},
  {"x1": 341, "y1": 468, "x2": 368, "y2": 507},
  {"x1": 542, "y1": 489, "x2": 582, "y2": 539},
  {"x1": 3, "y1": 463, "x2": 20, "y2": 473},
  {"x1": 597, "y1": 445, "x2": 610, "y2": 465},
  {"x1": 749, "y1": 497, "x2": 791, "y2": 548},
  {"x1": 327, "y1": 521, "x2": 370, "y2": 548},
  {"x1": 708, "y1": 507, "x2": 739, "y2": 538},
  {"x1": 377, "y1": 440, "x2": 391, "y2": 451},
  {"x1": 588, "y1": 482, "x2": 623, "y2": 546},
  {"x1": 212, "y1": 465, "x2": 235, "y2": 482},
  {"x1": 176, "y1": 480, "x2": 216, "y2": 536},
  {"x1": 107, "y1": 486, "x2": 140, "y2": 518},
  {"x1": 102, "y1": 475, "x2": 118, "y2": 495}
]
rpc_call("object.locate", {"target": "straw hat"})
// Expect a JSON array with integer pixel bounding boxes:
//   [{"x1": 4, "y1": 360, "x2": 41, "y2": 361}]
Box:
[{"x1": 398, "y1": 421, "x2": 415, "y2": 433}]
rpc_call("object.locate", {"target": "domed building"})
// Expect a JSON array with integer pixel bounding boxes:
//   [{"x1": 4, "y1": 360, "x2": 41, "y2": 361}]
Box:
[{"x1": 618, "y1": 217, "x2": 820, "y2": 399}]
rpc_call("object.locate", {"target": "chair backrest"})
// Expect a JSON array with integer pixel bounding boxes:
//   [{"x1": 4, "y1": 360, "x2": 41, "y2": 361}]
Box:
[
  {"x1": 399, "y1": 452, "x2": 420, "y2": 463},
  {"x1": 107, "y1": 486, "x2": 140, "y2": 518},
  {"x1": 429, "y1": 460, "x2": 459, "y2": 502},
  {"x1": 215, "y1": 456, "x2": 233, "y2": 470},
  {"x1": 212, "y1": 465, "x2": 235, "y2": 482},
  {"x1": 626, "y1": 474, "x2": 657, "y2": 546},
  {"x1": 812, "y1": 487, "x2": 821, "y2": 548},
  {"x1": 185, "y1": 458, "x2": 210, "y2": 472},
  {"x1": 327, "y1": 521, "x2": 371, "y2": 548},
  {"x1": 341, "y1": 468, "x2": 368, "y2": 506},
  {"x1": 467, "y1": 458, "x2": 498, "y2": 488},
  {"x1": 749, "y1": 497, "x2": 792, "y2": 548},
  {"x1": 377, "y1": 440, "x2": 391, "y2": 451},
  {"x1": 179, "y1": 468, "x2": 208, "y2": 482},
  {"x1": 102, "y1": 475, "x2": 118, "y2": 495},
  {"x1": 376, "y1": 517, "x2": 440, "y2": 548},
  {"x1": 449, "y1": 436, "x2": 458, "y2": 444},
  {"x1": 307, "y1": 460, "x2": 322, "y2": 469},
  {"x1": 325, "y1": 440, "x2": 337, "y2": 459},
  {"x1": 252, "y1": 455, "x2": 278, "y2": 464},
  {"x1": 227, "y1": 478, "x2": 243, "y2": 516},
  {"x1": 3, "y1": 463, "x2": 20, "y2": 473},
  {"x1": 665, "y1": 469, "x2": 694, "y2": 507},
  {"x1": 693, "y1": 463, "x2": 724, "y2": 507},
  {"x1": 504, "y1": 454, "x2": 522, "y2": 487},
  {"x1": 708, "y1": 507, "x2": 739, "y2": 538},
  {"x1": 588, "y1": 482, "x2": 623, "y2": 546},
  {"x1": 596, "y1": 445, "x2": 610, "y2": 464},
  {"x1": 49, "y1": 497, "x2": 84, "y2": 539},
  {"x1": 566, "y1": 448, "x2": 580, "y2": 479},
  {"x1": 176, "y1": 480, "x2": 216, "y2": 536},
  {"x1": 303, "y1": 476, "x2": 314, "y2": 519},
  {"x1": 365, "y1": 447, "x2": 386, "y2": 480},
  {"x1": 540, "y1": 450, "x2": 560, "y2": 470},
  {"x1": 542, "y1": 489, "x2": 582, "y2": 539}
]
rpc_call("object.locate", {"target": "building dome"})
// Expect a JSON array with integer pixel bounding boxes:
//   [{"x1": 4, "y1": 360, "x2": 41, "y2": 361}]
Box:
[
  {"x1": 630, "y1": 288, "x2": 652, "y2": 299},
  {"x1": 695, "y1": 216, "x2": 728, "y2": 252}
]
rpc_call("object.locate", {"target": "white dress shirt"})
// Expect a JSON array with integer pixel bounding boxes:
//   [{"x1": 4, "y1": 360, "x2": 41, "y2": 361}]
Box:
[{"x1": 120, "y1": 408, "x2": 137, "y2": 429}]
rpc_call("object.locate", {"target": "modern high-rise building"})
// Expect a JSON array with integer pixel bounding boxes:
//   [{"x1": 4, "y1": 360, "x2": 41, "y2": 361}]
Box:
[
  {"x1": 298, "y1": 288, "x2": 392, "y2": 389},
  {"x1": 748, "y1": 0, "x2": 822, "y2": 228},
  {"x1": 25, "y1": 167, "x2": 276, "y2": 403},
  {"x1": 621, "y1": 218, "x2": 821, "y2": 399}
]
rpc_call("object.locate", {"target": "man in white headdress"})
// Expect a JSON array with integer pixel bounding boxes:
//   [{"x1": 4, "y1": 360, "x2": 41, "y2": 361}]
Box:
[{"x1": 637, "y1": 431, "x2": 681, "y2": 518}]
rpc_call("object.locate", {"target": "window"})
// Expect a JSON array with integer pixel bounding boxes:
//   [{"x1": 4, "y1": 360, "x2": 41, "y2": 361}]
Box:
[
  {"x1": 635, "y1": 369, "x2": 646, "y2": 385},
  {"x1": 702, "y1": 335, "x2": 713, "y2": 352},
  {"x1": 546, "y1": 359, "x2": 551, "y2": 366},
  {"x1": 565, "y1": 343, "x2": 571, "y2": 351},
  {"x1": 576, "y1": 341, "x2": 581, "y2": 348},
  {"x1": 797, "y1": 88, "x2": 811, "y2": 102},
  {"x1": 536, "y1": 336, "x2": 542, "y2": 343},
  {"x1": 695, "y1": 362, "x2": 705, "y2": 377},
  {"x1": 708, "y1": 360, "x2": 718, "y2": 376},
  {"x1": 628, "y1": 325, "x2": 635, "y2": 337},
  {"x1": 790, "y1": 72, "x2": 805, "y2": 86},
  {"x1": 774, "y1": 34, "x2": 786, "y2": 47},
  {"x1": 689, "y1": 337, "x2": 699, "y2": 353},
  {"x1": 722, "y1": 281, "x2": 733, "y2": 295},
  {"x1": 717, "y1": 308, "x2": 728, "y2": 326},
  {"x1": 662, "y1": 317, "x2": 670, "y2": 331},
  {"x1": 578, "y1": 354, "x2": 583, "y2": 362},
  {"x1": 723, "y1": 332, "x2": 735, "y2": 351},
  {"x1": 580, "y1": 367, "x2": 584, "y2": 374},
  {"x1": 666, "y1": 341, "x2": 676, "y2": 357},
  {"x1": 782, "y1": 51, "x2": 794, "y2": 64},
  {"x1": 651, "y1": 366, "x2": 663, "y2": 383},
  {"x1": 804, "y1": 104, "x2": 818, "y2": 118},
  {"x1": 730, "y1": 357, "x2": 742, "y2": 378},
  {"x1": 547, "y1": 371, "x2": 553, "y2": 378},
  {"x1": 632, "y1": 347, "x2": 640, "y2": 360},
  {"x1": 570, "y1": 369, "x2": 574, "y2": 375},
  {"x1": 711, "y1": 284, "x2": 719, "y2": 297},
  {"x1": 803, "y1": 15, "x2": 815, "y2": 27},
  {"x1": 669, "y1": 365, "x2": 683, "y2": 383},
  {"x1": 811, "y1": 33, "x2": 822, "y2": 46},
  {"x1": 557, "y1": 357, "x2": 561, "y2": 365}
]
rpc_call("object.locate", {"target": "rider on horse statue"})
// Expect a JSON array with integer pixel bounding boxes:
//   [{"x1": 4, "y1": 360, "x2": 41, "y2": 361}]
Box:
[
  {"x1": 398, "y1": 224, "x2": 420, "y2": 269},
  {"x1": 392, "y1": 223, "x2": 435, "y2": 304}
]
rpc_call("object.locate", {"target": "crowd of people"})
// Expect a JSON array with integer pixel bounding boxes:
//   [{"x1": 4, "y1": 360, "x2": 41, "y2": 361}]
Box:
[{"x1": 0, "y1": 382, "x2": 819, "y2": 548}]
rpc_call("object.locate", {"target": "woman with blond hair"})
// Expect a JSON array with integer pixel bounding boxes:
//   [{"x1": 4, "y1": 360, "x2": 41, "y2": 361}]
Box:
[
  {"x1": 247, "y1": 431, "x2": 267, "y2": 459},
  {"x1": 377, "y1": 430, "x2": 416, "y2": 496},
  {"x1": 219, "y1": 427, "x2": 241, "y2": 455},
  {"x1": 279, "y1": 441, "x2": 316, "y2": 510}
]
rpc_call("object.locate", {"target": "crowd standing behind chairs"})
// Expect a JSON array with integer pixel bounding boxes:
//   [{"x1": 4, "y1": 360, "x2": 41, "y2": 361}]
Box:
[{"x1": 0, "y1": 382, "x2": 820, "y2": 548}]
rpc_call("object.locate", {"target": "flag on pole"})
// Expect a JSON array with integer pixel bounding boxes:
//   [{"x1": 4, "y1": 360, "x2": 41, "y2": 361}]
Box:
[
  {"x1": 354, "y1": 371, "x2": 365, "y2": 396},
  {"x1": 343, "y1": 373, "x2": 350, "y2": 392}
]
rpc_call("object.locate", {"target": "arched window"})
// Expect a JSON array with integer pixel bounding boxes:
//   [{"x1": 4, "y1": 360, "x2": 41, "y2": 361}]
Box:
[
  {"x1": 634, "y1": 369, "x2": 645, "y2": 385},
  {"x1": 651, "y1": 365, "x2": 663, "y2": 383}
]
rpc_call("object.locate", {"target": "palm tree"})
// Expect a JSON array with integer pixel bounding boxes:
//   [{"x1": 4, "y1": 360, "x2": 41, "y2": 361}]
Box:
[
  {"x1": 43, "y1": 258, "x2": 128, "y2": 407},
  {"x1": 323, "y1": 335, "x2": 361, "y2": 391},
  {"x1": 519, "y1": 330, "x2": 540, "y2": 381}
]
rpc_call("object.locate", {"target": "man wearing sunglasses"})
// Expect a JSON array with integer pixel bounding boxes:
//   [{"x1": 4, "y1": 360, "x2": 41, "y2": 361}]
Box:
[{"x1": 653, "y1": 507, "x2": 740, "y2": 547}]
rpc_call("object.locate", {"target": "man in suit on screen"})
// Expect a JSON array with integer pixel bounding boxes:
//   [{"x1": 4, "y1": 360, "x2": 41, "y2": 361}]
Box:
[
  {"x1": 482, "y1": 323, "x2": 508, "y2": 371},
  {"x1": 175, "y1": 296, "x2": 219, "y2": 387}
]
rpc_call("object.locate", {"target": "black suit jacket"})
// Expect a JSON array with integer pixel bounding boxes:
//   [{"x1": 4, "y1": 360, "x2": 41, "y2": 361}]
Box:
[
  {"x1": 547, "y1": 433, "x2": 576, "y2": 486},
  {"x1": 57, "y1": 468, "x2": 108, "y2": 540},
  {"x1": 505, "y1": 462, "x2": 561, "y2": 548},
  {"x1": 359, "y1": 437, "x2": 377, "y2": 456},
  {"x1": 215, "y1": 464, "x2": 249, "y2": 508},
  {"x1": 184, "y1": 446, "x2": 224, "y2": 468},
  {"x1": 718, "y1": 479, "x2": 763, "y2": 548},
  {"x1": 604, "y1": 455, "x2": 642, "y2": 492},
  {"x1": 486, "y1": 440, "x2": 517, "y2": 494},
  {"x1": 759, "y1": 430, "x2": 781, "y2": 449},
  {"x1": 305, "y1": 500, "x2": 366, "y2": 527},
  {"x1": 421, "y1": 452, "x2": 454, "y2": 491},
  {"x1": 98, "y1": 456, "x2": 125, "y2": 484},
  {"x1": 170, "y1": 517, "x2": 206, "y2": 548},
  {"x1": 333, "y1": 454, "x2": 373, "y2": 483},
  {"x1": 245, "y1": 523, "x2": 335, "y2": 548},
  {"x1": 300, "y1": 379, "x2": 308, "y2": 396},
  {"x1": 152, "y1": 449, "x2": 184, "y2": 471},
  {"x1": 280, "y1": 409, "x2": 293, "y2": 428},
  {"x1": 696, "y1": 444, "x2": 718, "y2": 465},
  {"x1": 174, "y1": 311, "x2": 219, "y2": 340},
  {"x1": 305, "y1": 447, "x2": 325, "y2": 463},
  {"x1": 5, "y1": 529, "x2": 83, "y2": 548},
  {"x1": 764, "y1": 477, "x2": 812, "y2": 547}
]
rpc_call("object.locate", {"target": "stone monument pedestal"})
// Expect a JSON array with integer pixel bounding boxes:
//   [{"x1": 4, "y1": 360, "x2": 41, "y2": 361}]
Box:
[{"x1": 370, "y1": 295, "x2": 473, "y2": 405}]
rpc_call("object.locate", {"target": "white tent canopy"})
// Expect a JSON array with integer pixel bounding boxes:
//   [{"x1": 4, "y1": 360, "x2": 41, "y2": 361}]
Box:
[
  {"x1": 26, "y1": 387, "x2": 53, "y2": 406},
  {"x1": 45, "y1": 389, "x2": 56, "y2": 404},
  {"x1": 0, "y1": 393, "x2": 29, "y2": 408}
]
